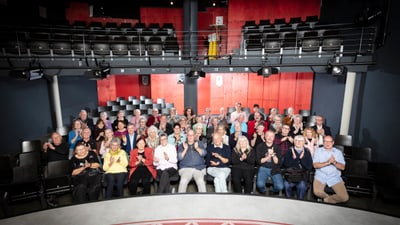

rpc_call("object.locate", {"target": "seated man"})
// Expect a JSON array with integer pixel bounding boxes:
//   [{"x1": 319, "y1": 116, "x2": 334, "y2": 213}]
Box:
[
  {"x1": 206, "y1": 134, "x2": 231, "y2": 193},
  {"x1": 256, "y1": 130, "x2": 284, "y2": 195},
  {"x1": 177, "y1": 129, "x2": 207, "y2": 193},
  {"x1": 282, "y1": 135, "x2": 313, "y2": 200},
  {"x1": 313, "y1": 135, "x2": 349, "y2": 204}
]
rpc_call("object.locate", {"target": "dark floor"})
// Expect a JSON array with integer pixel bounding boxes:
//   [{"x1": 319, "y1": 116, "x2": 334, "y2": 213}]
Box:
[{"x1": 1, "y1": 183, "x2": 399, "y2": 220}]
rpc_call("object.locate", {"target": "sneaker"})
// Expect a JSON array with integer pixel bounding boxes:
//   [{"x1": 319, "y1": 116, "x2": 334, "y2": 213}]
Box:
[
  {"x1": 317, "y1": 198, "x2": 323, "y2": 203},
  {"x1": 171, "y1": 187, "x2": 176, "y2": 193}
]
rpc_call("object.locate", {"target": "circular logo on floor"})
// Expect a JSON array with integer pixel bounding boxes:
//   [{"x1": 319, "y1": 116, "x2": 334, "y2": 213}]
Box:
[{"x1": 114, "y1": 218, "x2": 292, "y2": 225}]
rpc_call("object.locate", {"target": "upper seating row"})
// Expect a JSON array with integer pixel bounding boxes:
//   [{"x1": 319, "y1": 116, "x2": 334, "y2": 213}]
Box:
[{"x1": 242, "y1": 16, "x2": 320, "y2": 33}]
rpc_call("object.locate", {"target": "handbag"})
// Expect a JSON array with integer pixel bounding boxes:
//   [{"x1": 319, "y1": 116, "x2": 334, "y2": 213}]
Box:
[{"x1": 284, "y1": 167, "x2": 306, "y2": 183}]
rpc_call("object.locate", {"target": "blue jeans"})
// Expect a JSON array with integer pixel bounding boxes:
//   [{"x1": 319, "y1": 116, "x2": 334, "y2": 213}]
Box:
[
  {"x1": 284, "y1": 180, "x2": 308, "y2": 200},
  {"x1": 105, "y1": 172, "x2": 127, "y2": 199},
  {"x1": 256, "y1": 167, "x2": 283, "y2": 194}
]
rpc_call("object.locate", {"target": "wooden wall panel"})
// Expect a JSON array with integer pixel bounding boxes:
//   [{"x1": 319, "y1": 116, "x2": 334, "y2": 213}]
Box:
[
  {"x1": 209, "y1": 73, "x2": 226, "y2": 114},
  {"x1": 197, "y1": 74, "x2": 211, "y2": 115},
  {"x1": 262, "y1": 74, "x2": 280, "y2": 113},
  {"x1": 278, "y1": 72, "x2": 297, "y2": 113},
  {"x1": 114, "y1": 75, "x2": 140, "y2": 100},
  {"x1": 247, "y1": 73, "x2": 265, "y2": 108},
  {"x1": 150, "y1": 74, "x2": 184, "y2": 113},
  {"x1": 231, "y1": 73, "x2": 249, "y2": 107},
  {"x1": 97, "y1": 76, "x2": 116, "y2": 106}
]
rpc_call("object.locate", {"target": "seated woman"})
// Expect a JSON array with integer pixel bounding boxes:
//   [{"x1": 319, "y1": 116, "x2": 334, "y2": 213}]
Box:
[
  {"x1": 303, "y1": 127, "x2": 318, "y2": 157},
  {"x1": 70, "y1": 142, "x2": 102, "y2": 203},
  {"x1": 68, "y1": 119, "x2": 83, "y2": 159},
  {"x1": 145, "y1": 125, "x2": 159, "y2": 150},
  {"x1": 114, "y1": 121, "x2": 128, "y2": 140},
  {"x1": 99, "y1": 128, "x2": 114, "y2": 158},
  {"x1": 93, "y1": 119, "x2": 106, "y2": 153},
  {"x1": 137, "y1": 117, "x2": 148, "y2": 138},
  {"x1": 231, "y1": 136, "x2": 256, "y2": 194},
  {"x1": 128, "y1": 137, "x2": 157, "y2": 195},
  {"x1": 168, "y1": 123, "x2": 186, "y2": 150},
  {"x1": 153, "y1": 133, "x2": 178, "y2": 193},
  {"x1": 102, "y1": 137, "x2": 128, "y2": 199}
]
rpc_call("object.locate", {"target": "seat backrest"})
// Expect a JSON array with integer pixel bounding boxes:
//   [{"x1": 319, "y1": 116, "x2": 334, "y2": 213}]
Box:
[
  {"x1": 13, "y1": 165, "x2": 39, "y2": 183},
  {"x1": 0, "y1": 155, "x2": 13, "y2": 184},
  {"x1": 22, "y1": 139, "x2": 42, "y2": 153},
  {"x1": 345, "y1": 159, "x2": 368, "y2": 176},
  {"x1": 18, "y1": 151, "x2": 40, "y2": 168},
  {"x1": 45, "y1": 160, "x2": 71, "y2": 178},
  {"x1": 351, "y1": 147, "x2": 372, "y2": 161},
  {"x1": 335, "y1": 134, "x2": 352, "y2": 147}
]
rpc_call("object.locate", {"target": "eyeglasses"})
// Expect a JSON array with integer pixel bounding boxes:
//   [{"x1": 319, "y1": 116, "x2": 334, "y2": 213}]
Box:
[
  {"x1": 323, "y1": 140, "x2": 333, "y2": 143},
  {"x1": 160, "y1": 138, "x2": 167, "y2": 141}
]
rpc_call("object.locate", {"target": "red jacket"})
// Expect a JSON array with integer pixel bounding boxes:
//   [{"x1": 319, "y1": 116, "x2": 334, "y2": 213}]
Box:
[{"x1": 129, "y1": 147, "x2": 157, "y2": 180}]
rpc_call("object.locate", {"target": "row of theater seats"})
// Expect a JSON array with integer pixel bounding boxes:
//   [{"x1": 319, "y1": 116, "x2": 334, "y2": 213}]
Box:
[
  {"x1": 0, "y1": 22, "x2": 180, "y2": 56},
  {"x1": 242, "y1": 16, "x2": 376, "y2": 55}
]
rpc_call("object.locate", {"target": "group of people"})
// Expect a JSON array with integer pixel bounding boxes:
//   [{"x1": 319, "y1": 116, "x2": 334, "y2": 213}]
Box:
[{"x1": 41, "y1": 104, "x2": 348, "y2": 205}]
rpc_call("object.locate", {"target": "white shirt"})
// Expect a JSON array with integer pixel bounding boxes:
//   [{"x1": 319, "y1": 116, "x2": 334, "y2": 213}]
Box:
[{"x1": 153, "y1": 143, "x2": 178, "y2": 170}]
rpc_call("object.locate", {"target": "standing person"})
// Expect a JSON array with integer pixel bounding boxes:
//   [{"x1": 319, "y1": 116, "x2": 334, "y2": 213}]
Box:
[
  {"x1": 153, "y1": 133, "x2": 178, "y2": 193},
  {"x1": 102, "y1": 138, "x2": 128, "y2": 199},
  {"x1": 206, "y1": 134, "x2": 231, "y2": 193},
  {"x1": 70, "y1": 143, "x2": 102, "y2": 203},
  {"x1": 121, "y1": 123, "x2": 137, "y2": 157},
  {"x1": 68, "y1": 119, "x2": 83, "y2": 159},
  {"x1": 255, "y1": 130, "x2": 284, "y2": 195},
  {"x1": 177, "y1": 129, "x2": 207, "y2": 193},
  {"x1": 231, "y1": 136, "x2": 256, "y2": 194},
  {"x1": 282, "y1": 135, "x2": 313, "y2": 200},
  {"x1": 313, "y1": 135, "x2": 349, "y2": 204},
  {"x1": 312, "y1": 115, "x2": 332, "y2": 147},
  {"x1": 128, "y1": 137, "x2": 156, "y2": 195}
]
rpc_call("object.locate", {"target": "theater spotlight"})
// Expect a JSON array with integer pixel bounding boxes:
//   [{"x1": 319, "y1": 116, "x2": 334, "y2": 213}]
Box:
[
  {"x1": 9, "y1": 68, "x2": 43, "y2": 80},
  {"x1": 257, "y1": 66, "x2": 279, "y2": 77},
  {"x1": 86, "y1": 63, "x2": 111, "y2": 80},
  {"x1": 327, "y1": 64, "x2": 347, "y2": 76},
  {"x1": 186, "y1": 65, "x2": 206, "y2": 79}
]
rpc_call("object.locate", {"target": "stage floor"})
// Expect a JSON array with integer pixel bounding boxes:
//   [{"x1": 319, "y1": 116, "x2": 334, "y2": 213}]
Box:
[{"x1": 1, "y1": 194, "x2": 399, "y2": 225}]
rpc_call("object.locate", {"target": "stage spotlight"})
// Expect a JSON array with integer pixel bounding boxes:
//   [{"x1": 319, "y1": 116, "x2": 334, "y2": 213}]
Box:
[
  {"x1": 86, "y1": 62, "x2": 111, "y2": 80},
  {"x1": 257, "y1": 66, "x2": 279, "y2": 77},
  {"x1": 186, "y1": 65, "x2": 206, "y2": 79},
  {"x1": 9, "y1": 68, "x2": 43, "y2": 80},
  {"x1": 328, "y1": 64, "x2": 347, "y2": 76}
]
